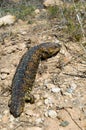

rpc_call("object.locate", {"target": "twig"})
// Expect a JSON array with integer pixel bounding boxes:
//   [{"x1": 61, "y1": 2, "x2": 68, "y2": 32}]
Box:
[
  {"x1": 56, "y1": 106, "x2": 83, "y2": 130},
  {"x1": 63, "y1": 73, "x2": 86, "y2": 78},
  {"x1": 64, "y1": 108, "x2": 83, "y2": 130}
]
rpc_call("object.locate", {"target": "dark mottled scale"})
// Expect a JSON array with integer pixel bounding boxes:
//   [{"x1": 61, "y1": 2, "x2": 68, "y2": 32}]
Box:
[{"x1": 9, "y1": 42, "x2": 61, "y2": 117}]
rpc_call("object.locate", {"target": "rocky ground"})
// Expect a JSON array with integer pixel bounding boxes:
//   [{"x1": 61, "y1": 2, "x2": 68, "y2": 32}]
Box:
[{"x1": 0, "y1": 1, "x2": 86, "y2": 130}]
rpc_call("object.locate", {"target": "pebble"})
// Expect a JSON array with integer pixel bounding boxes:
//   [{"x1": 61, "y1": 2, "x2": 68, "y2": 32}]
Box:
[
  {"x1": 48, "y1": 110, "x2": 57, "y2": 118},
  {"x1": 17, "y1": 43, "x2": 26, "y2": 50},
  {"x1": 19, "y1": 30, "x2": 27, "y2": 35},
  {"x1": 35, "y1": 94, "x2": 40, "y2": 100},
  {"x1": 3, "y1": 110, "x2": 9, "y2": 114},
  {"x1": 51, "y1": 87, "x2": 61, "y2": 93},
  {"x1": 0, "y1": 73, "x2": 7, "y2": 80},
  {"x1": 44, "y1": 111, "x2": 48, "y2": 117},
  {"x1": 3, "y1": 46, "x2": 17, "y2": 54},
  {"x1": 67, "y1": 82, "x2": 77, "y2": 94},
  {"x1": 44, "y1": 98, "x2": 52, "y2": 105},
  {"x1": 70, "y1": 82, "x2": 77, "y2": 90},
  {"x1": 35, "y1": 118, "x2": 43, "y2": 124},
  {"x1": 60, "y1": 121, "x2": 69, "y2": 127},
  {"x1": 35, "y1": 9, "x2": 40, "y2": 14}
]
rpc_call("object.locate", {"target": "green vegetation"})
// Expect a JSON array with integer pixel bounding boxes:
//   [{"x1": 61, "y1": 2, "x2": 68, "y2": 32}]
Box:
[
  {"x1": 47, "y1": 2, "x2": 86, "y2": 42},
  {"x1": 0, "y1": 1, "x2": 35, "y2": 20},
  {"x1": 47, "y1": 5, "x2": 59, "y2": 18},
  {"x1": 0, "y1": 0, "x2": 85, "y2": 42}
]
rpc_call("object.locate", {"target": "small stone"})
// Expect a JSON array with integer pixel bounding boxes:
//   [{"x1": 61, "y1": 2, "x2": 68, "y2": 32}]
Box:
[
  {"x1": 60, "y1": 121, "x2": 69, "y2": 127},
  {"x1": 42, "y1": 9, "x2": 46, "y2": 12},
  {"x1": 51, "y1": 87, "x2": 61, "y2": 93},
  {"x1": 44, "y1": 98, "x2": 52, "y2": 105},
  {"x1": 35, "y1": 118, "x2": 43, "y2": 124},
  {"x1": 0, "y1": 73, "x2": 7, "y2": 80},
  {"x1": 70, "y1": 82, "x2": 77, "y2": 90},
  {"x1": 44, "y1": 111, "x2": 48, "y2": 117},
  {"x1": 0, "y1": 15, "x2": 16, "y2": 27},
  {"x1": 3, "y1": 110, "x2": 9, "y2": 114},
  {"x1": 35, "y1": 9, "x2": 40, "y2": 14},
  {"x1": 35, "y1": 94, "x2": 40, "y2": 101},
  {"x1": 19, "y1": 30, "x2": 27, "y2": 35},
  {"x1": 67, "y1": 82, "x2": 77, "y2": 94},
  {"x1": 17, "y1": 43, "x2": 26, "y2": 50},
  {"x1": 55, "y1": 39, "x2": 60, "y2": 43},
  {"x1": 48, "y1": 110, "x2": 57, "y2": 118}
]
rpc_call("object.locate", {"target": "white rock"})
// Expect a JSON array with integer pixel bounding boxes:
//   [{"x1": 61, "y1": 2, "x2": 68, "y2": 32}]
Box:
[
  {"x1": 19, "y1": 30, "x2": 27, "y2": 35},
  {"x1": 17, "y1": 43, "x2": 26, "y2": 50},
  {"x1": 35, "y1": 9, "x2": 40, "y2": 14},
  {"x1": 0, "y1": 73, "x2": 7, "y2": 80},
  {"x1": 3, "y1": 46, "x2": 17, "y2": 54},
  {"x1": 35, "y1": 118, "x2": 43, "y2": 124},
  {"x1": 44, "y1": 111, "x2": 48, "y2": 117},
  {"x1": 3, "y1": 110, "x2": 9, "y2": 114},
  {"x1": 0, "y1": 15, "x2": 16, "y2": 27},
  {"x1": 44, "y1": 98, "x2": 52, "y2": 105},
  {"x1": 51, "y1": 87, "x2": 61, "y2": 93},
  {"x1": 48, "y1": 110, "x2": 57, "y2": 118},
  {"x1": 67, "y1": 82, "x2": 77, "y2": 94},
  {"x1": 70, "y1": 82, "x2": 77, "y2": 90}
]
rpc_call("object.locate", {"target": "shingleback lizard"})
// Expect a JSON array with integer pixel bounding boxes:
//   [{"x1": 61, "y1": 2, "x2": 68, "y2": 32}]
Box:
[{"x1": 9, "y1": 42, "x2": 61, "y2": 117}]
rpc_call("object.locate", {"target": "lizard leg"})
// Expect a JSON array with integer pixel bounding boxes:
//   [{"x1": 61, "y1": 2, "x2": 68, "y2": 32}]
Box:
[{"x1": 25, "y1": 91, "x2": 35, "y2": 104}]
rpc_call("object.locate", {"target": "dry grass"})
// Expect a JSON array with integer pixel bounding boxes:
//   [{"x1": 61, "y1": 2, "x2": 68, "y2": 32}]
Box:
[{"x1": 47, "y1": 1, "x2": 86, "y2": 42}]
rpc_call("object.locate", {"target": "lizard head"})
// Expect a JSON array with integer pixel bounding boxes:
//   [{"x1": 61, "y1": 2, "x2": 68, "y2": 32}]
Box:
[{"x1": 40, "y1": 42, "x2": 61, "y2": 60}]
